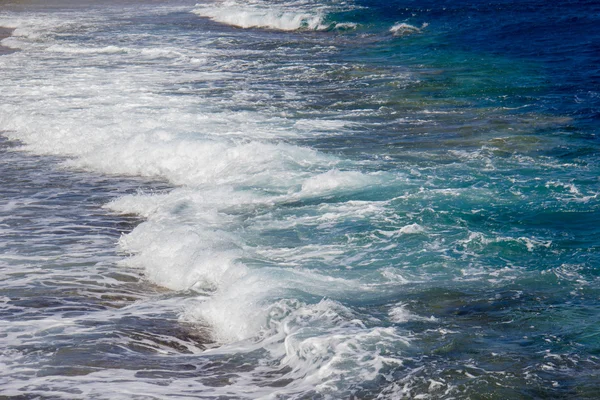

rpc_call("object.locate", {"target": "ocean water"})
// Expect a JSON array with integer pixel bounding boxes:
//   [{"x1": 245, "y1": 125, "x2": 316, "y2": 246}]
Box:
[{"x1": 0, "y1": 0, "x2": 599, "y2": 398}]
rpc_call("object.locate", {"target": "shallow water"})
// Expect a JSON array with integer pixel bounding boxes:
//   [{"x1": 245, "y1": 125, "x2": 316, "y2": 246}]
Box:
[
  {"x1": 0, "y1": 136, "x2": 215, "y2": 395},
  {"x1": 0, "y1": 0, "x2": 599, "y2": 398}
]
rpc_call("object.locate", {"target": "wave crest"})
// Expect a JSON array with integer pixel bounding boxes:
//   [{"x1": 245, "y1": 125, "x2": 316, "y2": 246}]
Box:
[
  {"x1": 390, "y1": 22, "x2": 428, "y2": 36},
  {"x1": 194, "y1": 7, "x2": 326, "y2": 31},
  {"x1": 192, "y1": 0, "x2": 354, "y2": 31}
]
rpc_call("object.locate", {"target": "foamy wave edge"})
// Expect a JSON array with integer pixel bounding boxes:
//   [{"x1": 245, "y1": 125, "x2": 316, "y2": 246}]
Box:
[
  {"x1": 390, "y1": 22, "x2": 429, "y2": 36},
  {"x1": 192, "y1": 4, "x2": 354, "y2": 31}
]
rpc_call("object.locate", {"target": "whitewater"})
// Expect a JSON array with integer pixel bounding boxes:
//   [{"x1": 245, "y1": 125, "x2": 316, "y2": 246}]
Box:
[{"x1": 1, "y1": 0, "x2": 599, "y2": 398}]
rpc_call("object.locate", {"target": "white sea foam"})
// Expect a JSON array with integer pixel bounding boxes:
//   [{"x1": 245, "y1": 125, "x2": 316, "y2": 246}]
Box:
[
  {"x1": 0, "y1": 5, "x2": 421, "y2": 397},
  {"x1": 186, "y1": 298, "x2": 410, "y2": 395},
  {"x1": 457, "y1": 231, "x2": 552, "y2": 253},
  {"x1": 2, "y1": 0, "x2": 594, "y2": 397}
]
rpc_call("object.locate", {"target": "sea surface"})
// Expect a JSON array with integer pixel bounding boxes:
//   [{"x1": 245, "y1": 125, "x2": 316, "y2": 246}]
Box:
[{"x1": 1, "y1": 0, "x2": 599, "y2": 398}]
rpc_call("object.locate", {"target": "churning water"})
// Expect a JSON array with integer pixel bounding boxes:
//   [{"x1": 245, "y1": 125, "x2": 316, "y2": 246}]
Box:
[{"x1": 1, "y1": 0, "x2": 599, "y2": 398}]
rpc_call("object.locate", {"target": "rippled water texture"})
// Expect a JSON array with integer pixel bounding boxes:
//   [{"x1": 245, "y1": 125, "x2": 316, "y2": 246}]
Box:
[{"x1": 0, "y1": 0, "x2": 599, "y2": 398}]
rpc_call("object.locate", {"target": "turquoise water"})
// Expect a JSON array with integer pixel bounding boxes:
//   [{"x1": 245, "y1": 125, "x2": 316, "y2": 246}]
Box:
[{"x1": 0, "y1": 0, "x2": 599, "y2": 398}]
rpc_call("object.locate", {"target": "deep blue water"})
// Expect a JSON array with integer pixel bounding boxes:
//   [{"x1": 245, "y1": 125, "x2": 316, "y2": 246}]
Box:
[{"x1": 0, "y1": 0, "x2": 599, "y2": 398}]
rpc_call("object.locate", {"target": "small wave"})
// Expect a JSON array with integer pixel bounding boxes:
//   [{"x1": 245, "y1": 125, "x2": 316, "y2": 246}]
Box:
[
  {"x1": 184, "y1": 297, "x2": 410, "y2": 396},
  {"x1": 389, "y1": 303, "x2": 437, "y2": 323},
  {"x1": 390, "y1": 22, "x2": 428, "y2": 36},
  {"x1": 378, "y1": 223, "x2": 425, "y2": 237},
  {"x1": 193, "y1": 5, "x2": 325, "y2": 31},
  {"x1": 192, "y1": 1, "x2": 353, "y2": 32},
  {"x1": 299, "y1": 169, "x2": 376, "y2": 197},
  {"x1": 46, "y1": 44, "x2": 128, "y2": 54},
  {"x1": 46, "y1": 44, "x2": 192, "y2": 61}
]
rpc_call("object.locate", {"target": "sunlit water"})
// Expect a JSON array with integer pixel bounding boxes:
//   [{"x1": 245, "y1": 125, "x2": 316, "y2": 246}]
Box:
[{"x1": 1, "y1": 0, "x2": 599, "y2": 398}]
